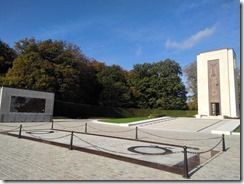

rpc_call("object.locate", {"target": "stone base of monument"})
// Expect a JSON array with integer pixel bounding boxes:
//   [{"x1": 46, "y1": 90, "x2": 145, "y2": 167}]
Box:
[{"x1": 195, "y1": 114, "x2": 227, "y2": 119}]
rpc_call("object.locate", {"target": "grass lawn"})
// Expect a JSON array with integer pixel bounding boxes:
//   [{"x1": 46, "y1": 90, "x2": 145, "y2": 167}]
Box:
[
  {"x1": 234, "y1": 126, "x2": 240, "y2": 132},
  {"x1": 100, "y1": 117, "x2": 149, "y2": 124}
]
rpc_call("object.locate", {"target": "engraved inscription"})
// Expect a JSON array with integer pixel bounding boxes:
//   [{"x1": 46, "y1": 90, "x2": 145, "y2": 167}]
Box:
[
  {"x1": 10, "y1": 96, "x2": 46, "y2": 113},
  {"x1": 208, "y1": 60, "x2": 220, "y2": 102},
  {"x1": 210, "y1": 64, "x2": 219, "y2": 97}
]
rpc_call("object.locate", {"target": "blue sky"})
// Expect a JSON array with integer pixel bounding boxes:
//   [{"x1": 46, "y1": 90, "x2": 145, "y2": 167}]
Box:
[{"x1": 0, "y1": 0, "x2": 240, "y2": 70}]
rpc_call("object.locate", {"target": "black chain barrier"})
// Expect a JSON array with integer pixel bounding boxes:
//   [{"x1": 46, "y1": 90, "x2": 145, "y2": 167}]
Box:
[
  {"x1": 0, "y1": 127, "x2": 20, "y2": 133},
  {"x1": 0, "y1": 124, "x2": 21, "y2": 128},
  {"x1": 2, "y1": 123, "x2": 225, "y2": 155},
  {"x1": 0, "y1": 122, "x2": 51, "y2": 128},
  {"x1": 23, "y1": 128, "x2": 71, "y2": 140},
  {"x1": 186, "y1": 138, "x2": 223, "y2": 155},
  {"x1": 23, "y1": 122, "x2": 51, "y2": 128},
  {"x1": 138, "y1": 128, "x2": 221, "y2": 141},
  {"x1": 73, "y1": 133, "x2": 182, "y2": 156},
  {"x1": 26, "y1": 133, "x2": 71, "y2": 140},
  {"x1": 0, "y1": 123, "x2": 226, "y2": 179}
]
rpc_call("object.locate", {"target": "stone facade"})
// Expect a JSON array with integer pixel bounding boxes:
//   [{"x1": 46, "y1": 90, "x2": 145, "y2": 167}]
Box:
[
  {"x1": 0, "y1": 87, "x2": 55, "y2": 122},
  {"x1": 196, "y1": 48, "x2": 239, "y2": 119}
]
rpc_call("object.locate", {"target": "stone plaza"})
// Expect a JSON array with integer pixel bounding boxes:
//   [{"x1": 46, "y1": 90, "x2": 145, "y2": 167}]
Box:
[{"x1": 0, "y1": 117, "x2": 240, "y2": 180}]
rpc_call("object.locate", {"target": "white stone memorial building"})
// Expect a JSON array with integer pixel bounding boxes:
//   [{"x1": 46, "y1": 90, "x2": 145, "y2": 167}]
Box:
[
  {"x1": 196, "y1": 48, "x2": 239, "y2": 119},
  {"x1": 0, "y1": 87, "x2": 55, "y2": 122}
]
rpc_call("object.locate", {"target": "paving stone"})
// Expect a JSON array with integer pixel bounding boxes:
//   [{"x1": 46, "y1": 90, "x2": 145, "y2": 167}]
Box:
[{"x1": 0, "y1": 118, "x2": 240, "y2": 180}]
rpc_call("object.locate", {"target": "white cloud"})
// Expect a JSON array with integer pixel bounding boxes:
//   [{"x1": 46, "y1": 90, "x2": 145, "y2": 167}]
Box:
[{"x1": 165, "y1": 25, "x2": 217, "y2": 50}]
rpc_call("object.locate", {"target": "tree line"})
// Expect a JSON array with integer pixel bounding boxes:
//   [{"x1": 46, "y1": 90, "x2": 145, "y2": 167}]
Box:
[{"x1": 0, "y1": 38, "x2": 189, "y2": 110}]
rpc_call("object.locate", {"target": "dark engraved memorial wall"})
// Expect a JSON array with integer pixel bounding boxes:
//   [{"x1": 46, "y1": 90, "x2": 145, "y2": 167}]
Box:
[{"x1": 10, "y1": 96, "x2": 46, "y2": 113}]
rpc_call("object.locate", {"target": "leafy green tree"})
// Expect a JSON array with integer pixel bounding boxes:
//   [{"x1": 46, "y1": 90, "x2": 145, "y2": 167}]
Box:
[
  {"x1": 87, "y1": 60, "x2": 105, "y2": 105},
  {"x1": 128, "y1": 63, "x2": 154, "y2": 108},
  {"x1": 183, "y1": 61, "x2": 198, "y2": 110},
  {"x1": 89, "y1": 61, "x2": 132, "y2": 107},
  {"x1": 3, "y1": 38, "x2": 95, "y2": 104},
  {"x1": 129, "y1": 59, "x2": 188, "y2": 109},
  {"x1": 0, "y1": 39, "x2": 17, "y2": 75}
]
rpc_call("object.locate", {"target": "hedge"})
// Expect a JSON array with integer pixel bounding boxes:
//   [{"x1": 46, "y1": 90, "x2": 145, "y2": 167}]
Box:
[{"x1": 53, "y1": 100, "x2": 197, "y2": 119}]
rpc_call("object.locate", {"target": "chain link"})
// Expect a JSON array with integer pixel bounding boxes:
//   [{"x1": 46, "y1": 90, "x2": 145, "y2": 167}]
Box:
[
  {"x1": 186, "y1": 139, "x2": 223, "y2": 155},
  {"x1": 139, "y1": 129, "x2": 221, "y2": 141},
  {"x1": 0, "y1": 127, "x2": 20, "y2": 133},
  {"x1": 0, "y1": 124, "x2": 20, "y2": 128},
  {"x1": 24, "y1": 130, "x2": 71, "y2": 140},
  {"x1": 23, "y1": 122, "x2": 51, "y2": 128},
  {"x1": 74, "y1": 134, "x2": 147, "y2": 156},
  {"x1": 73, "y1": 133, "x2": 181, "y2": 156},
  {"x1": 2, "y1": 122, "x2": 222, "y2": 158},
  {"x1": 0, "y1": 122, "x2": 51, "y2": 128}
]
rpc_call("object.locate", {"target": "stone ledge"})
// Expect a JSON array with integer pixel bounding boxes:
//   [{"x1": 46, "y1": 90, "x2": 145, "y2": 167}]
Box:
[
  {"x1": 195, "y1": 115, "x2": 227, "y2": 119},
  {"x1": 211, "y1": 120, "x2": 240, "y2": 135},
  {"x1": 127, "y1": 117, "x2": 171, "y2": 127}
]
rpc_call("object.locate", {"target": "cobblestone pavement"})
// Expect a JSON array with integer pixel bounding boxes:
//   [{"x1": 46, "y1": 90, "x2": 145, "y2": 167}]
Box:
[
  {"x1": 0, "y1": 133, "x2": 183, "y2": 180},
  {"x1": 0, "y1": 118, "x2": 241, "y2": 181}
]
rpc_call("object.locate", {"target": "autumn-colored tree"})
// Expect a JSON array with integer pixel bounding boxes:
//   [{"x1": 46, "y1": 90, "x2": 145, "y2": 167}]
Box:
[
  {"x1": 0, "y1": 39, "x2": 17, "y2": 75},
  {"x1": 3, "y1": 38, "x2": 95, "y2": 104},
  {"x1": 89, "y1": 61, "x2": 132, "y2": 107},
  {"x1": 183, "y1": 61, "x2": 198, "y2": 110},
  {"x1": 1, "y1": 38, "x2": 188, "y2": 110}
]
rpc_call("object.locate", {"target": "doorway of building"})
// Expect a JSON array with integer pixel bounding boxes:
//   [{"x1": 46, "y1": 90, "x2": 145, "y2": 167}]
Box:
[{"x1": 211, "y1": 103, "x2": 220, "y2": 116}]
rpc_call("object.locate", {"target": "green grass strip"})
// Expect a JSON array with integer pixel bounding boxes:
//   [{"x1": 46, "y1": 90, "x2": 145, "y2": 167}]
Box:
[{"x1": 100, "y1": 117, "x2": 149, "y2": 124}]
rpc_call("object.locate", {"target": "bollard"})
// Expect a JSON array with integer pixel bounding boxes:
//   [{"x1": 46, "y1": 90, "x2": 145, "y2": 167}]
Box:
[
  {"x1": 69, "y1": 131, "x2": 74, "y2": 150},
  {"x1": 135, "y1": 127, "x2": 138, "y2": 140},
  {"x1": 222, "y1": 134, "x2": 226, "y2": 151},
  {"x1": 183, "y1": 146, "x2": 189, "y2": 179},
  {"x1": 85, "y1": 123, "x2": 87, "y2": 134},
  {"x1": 51, "y1": 120, "x2": 54, "y2": 130},
  {"x1": 18, "y1": 125, "x2": 22, "y2": 139}
]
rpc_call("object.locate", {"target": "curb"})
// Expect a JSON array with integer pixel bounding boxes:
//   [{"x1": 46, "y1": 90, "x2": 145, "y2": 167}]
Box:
[{"x1": 92, "y1": 117, "x2": 171, "y2": 127}]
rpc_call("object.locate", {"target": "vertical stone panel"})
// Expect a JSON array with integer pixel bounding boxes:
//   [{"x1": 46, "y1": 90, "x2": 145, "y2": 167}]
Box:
[{"x1": 208, "y1": 60, "x2": 220, "y2": 102}]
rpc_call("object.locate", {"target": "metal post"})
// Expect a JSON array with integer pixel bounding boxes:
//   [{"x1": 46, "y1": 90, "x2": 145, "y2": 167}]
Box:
[
  {"x1": 18, "y1": 125, "x2": 22, "y2": 139},
  {"x1": 222, "y1": 134, "x2": 226, "y2": 151},
  {"x1": 135, "y1": 127, "x2": 138, "y2": 140},
  {"x1": 51, "y1": 120, "x2": 54, "y2": 130},
  {"x1": 85, "y1": 123, "x2": 87, "y2": 134},
  {"x1": 69, "y1": 131, "x2": 74, "y2": 150},
  {"x1": 183, "y1": 146, "x2": 189, "y2": 179}
]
